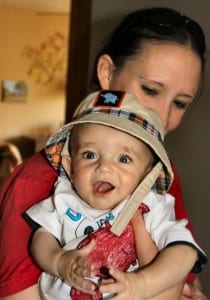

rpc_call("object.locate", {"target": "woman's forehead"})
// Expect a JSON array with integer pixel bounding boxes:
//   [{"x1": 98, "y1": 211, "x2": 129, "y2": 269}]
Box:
[{"x1": 119, "y1": 42, "x2": 201, "y2": 93}]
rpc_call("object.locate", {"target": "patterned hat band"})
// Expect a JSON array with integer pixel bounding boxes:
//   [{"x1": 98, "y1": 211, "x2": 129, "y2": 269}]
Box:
[{"x1": 71, "y1": 107, "x2": 163, "y2": 143}]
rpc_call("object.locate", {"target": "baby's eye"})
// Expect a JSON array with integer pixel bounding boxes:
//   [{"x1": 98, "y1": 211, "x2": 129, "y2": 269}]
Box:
[
  {"x1": 142, "y1": 85, "x2": 158, "y2": 96},
  {"x1": 81, "y1": 151, "x2": 96, "y2": 159},
  {"x1": 119, "y1": 155, "x2": 132, "y2": 164}
]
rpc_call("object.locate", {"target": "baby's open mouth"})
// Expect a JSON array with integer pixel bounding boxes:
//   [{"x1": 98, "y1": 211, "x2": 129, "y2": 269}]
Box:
[{"x1": 93, "y1": 181, "x2": 114, "y2": 194}]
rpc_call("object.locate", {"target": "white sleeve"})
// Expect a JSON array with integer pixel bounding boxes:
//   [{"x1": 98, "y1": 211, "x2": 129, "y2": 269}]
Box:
[
  {"x1": 143, "y1": 191, "x2": 204, "y2": 254},
  {"x1": 26, "y1": 178, "x2": 69, "y2": 243}
]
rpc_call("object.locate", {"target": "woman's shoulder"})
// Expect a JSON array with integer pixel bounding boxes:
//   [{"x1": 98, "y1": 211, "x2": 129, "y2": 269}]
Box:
[
  {"x1": 20, "y1": 150, "x2": 58, "y2": 179},
  {"x1": 169, "y1": 159, "x2": 182, "y2": 194},
  {"x1": 0, "y1": 151, "x2": 58, "y2": 207},
  {"x1": 0, "y1": 151, "x2": 59, "y2": 221}
]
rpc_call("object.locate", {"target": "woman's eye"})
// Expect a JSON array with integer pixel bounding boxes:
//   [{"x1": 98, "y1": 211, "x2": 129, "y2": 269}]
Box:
[
  {"x1": 174, "y1": 100, "x2": 188, "y2": 110},
  {"x1": 81, "y1": 151, "x2": 96, "y2": 159},
  {"x1": 142, "y1": 85, "x2": 158, "y2": 96},
  {"x1": 119, "y1": 155, "x2": 132, "y2": 164}
]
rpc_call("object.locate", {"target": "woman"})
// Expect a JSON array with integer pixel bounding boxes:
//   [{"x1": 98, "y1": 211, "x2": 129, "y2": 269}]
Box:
[{"x1": 0, "y1": 7, "x2": 208, "y2": 300}]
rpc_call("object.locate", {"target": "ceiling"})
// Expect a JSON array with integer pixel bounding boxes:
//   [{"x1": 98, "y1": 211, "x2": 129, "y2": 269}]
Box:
[{"x1": 0, "y1": 0, "x2": 70, "y2": 13}]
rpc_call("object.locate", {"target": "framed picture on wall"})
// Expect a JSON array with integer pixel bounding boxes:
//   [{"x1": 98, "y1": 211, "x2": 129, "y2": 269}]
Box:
[{"x1": 1, "y1": 80, "x2": 28, "y2": 102}]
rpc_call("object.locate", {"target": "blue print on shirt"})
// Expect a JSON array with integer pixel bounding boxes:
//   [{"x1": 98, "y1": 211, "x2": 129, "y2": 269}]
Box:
[
  {"x1": 66, "y1": 208, "x2": 82, "y2": 221},
  {"x1": 98, "y1": 212, "x2": 114, "y2": 226},
  {"x1": 65, "y1": 208, "x2": 114, "y2": 225},
  {"x1": 66, "y1": 208, "x2": 115, "y2": 237}
]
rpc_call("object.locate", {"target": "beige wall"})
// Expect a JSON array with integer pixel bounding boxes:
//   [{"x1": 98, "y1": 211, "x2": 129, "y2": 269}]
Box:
[
  {"x1": 91, "y1": 0, "x2": 210, "y2": 295},
  {"x1": 0, "y1": 3, "x2": 69, "y2": 141}
]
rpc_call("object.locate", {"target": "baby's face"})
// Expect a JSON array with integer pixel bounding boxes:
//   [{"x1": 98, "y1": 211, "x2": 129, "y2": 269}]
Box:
[{"x1": 69, "y1": 123, "x2": 153, "y2": 210}]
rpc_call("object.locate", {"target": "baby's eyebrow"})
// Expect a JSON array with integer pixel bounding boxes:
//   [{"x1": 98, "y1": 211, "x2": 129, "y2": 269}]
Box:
[
  {"x1": 77, "y1": 142, "x2": 96, "y2": 150},
  {"x1": 121, "y1": 146, "x2": 139, "y2": 157}
]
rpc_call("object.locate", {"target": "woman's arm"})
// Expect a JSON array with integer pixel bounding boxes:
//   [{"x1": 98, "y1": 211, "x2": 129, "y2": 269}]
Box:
[
  {"x1": 0, "y1": 152, "x2": 58, "y2": 298},
  {"x1": 0, "y1": 285, "x2": 41, "y2": 300}
]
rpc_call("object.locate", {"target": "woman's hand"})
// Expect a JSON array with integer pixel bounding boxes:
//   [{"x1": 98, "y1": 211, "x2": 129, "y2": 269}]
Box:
[
  {"x1": 56, "y1": 238, "x2": 97, "y2": 295},
  {"x1": 181, "y1": 282, "x2": 209, "y2": 300}
]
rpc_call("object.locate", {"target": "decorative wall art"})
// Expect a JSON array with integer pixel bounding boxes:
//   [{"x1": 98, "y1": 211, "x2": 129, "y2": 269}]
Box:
[{"x1": 22, "y1": 32, "x2": 68, "y2": 85}]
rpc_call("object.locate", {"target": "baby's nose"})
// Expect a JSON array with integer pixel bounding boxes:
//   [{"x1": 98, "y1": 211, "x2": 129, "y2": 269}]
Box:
[{"x1": 95, "y1": 159, "x2": 114, "y2": 174}]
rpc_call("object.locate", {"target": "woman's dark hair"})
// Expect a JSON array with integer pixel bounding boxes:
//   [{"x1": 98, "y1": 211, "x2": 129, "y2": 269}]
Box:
[{"x1": 90, "y1": 7, "x2": 206, "y2": 90}]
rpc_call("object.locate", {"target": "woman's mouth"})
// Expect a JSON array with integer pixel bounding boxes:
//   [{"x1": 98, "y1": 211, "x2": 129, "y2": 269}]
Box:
[{"x1": 93, "y1": 181, "x2": 114, "y2": 195}]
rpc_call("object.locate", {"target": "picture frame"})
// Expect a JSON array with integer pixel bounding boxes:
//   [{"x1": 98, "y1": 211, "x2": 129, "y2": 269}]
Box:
[{"x1": 1, "y1": 80, "x2": 28, "y2": 102}]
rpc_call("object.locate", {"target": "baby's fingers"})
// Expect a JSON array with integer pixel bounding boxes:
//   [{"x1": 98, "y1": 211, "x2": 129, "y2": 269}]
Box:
[
  {"x1": 79, "y1": 238, "x2": 96, "y2": 256},
  {"x1": 73, "y1": 275, "x2": 97, "y2": 295},
  {"x1": 99, "y1": 269, "x2": 126, "y2": 295}
]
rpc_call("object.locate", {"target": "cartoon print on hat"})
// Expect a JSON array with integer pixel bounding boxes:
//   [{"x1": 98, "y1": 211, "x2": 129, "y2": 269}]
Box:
[
  {"x1": 46, "y1": 90, "x2": 173, "y2": 194},
  {"x1": 94, "y1": 90, "x2": 125, "y2": 107}
]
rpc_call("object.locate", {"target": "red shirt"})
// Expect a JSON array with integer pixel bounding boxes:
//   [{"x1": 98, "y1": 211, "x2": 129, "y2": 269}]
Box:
[{"x1": 0, "y1": 152, "x2": 194, "y2": 297}]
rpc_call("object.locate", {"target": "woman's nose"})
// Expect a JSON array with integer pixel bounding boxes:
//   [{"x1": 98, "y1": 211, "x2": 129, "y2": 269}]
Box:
[{"x1": 157, "y1": 105, "x2": 170, "y2": 133}]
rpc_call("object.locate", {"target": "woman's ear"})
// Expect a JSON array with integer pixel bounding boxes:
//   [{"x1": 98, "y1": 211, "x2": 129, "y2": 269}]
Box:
[{"x1": 97, "y1": 54, "x2": 115, "y2": 89}]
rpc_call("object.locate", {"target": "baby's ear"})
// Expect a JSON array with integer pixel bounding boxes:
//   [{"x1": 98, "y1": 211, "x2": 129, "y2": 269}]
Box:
[{"x1": 61, "y1": 155, "x2": 72, "y2": 178}]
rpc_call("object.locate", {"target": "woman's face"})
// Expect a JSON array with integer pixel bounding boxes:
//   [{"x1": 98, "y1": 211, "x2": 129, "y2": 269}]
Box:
[{"x1": 98, "y1": 42, "x2": 202, "y2": 134}]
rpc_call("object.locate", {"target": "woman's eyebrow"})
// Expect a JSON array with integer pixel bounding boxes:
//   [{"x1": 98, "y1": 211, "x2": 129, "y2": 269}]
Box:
[{"x1": 139, "y1": 75, "x2": 164, "y2": 87}]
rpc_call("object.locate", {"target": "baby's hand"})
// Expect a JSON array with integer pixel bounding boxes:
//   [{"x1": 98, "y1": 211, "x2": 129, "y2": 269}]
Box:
[
  {"x1": 56, "y1": 239, "x2": 97, "y2": 295},
  {"x1": 100, "y1": 268, "x2": 144, "y2": 300}
]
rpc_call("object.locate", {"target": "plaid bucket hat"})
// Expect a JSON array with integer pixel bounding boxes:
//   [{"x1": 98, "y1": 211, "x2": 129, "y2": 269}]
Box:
[{"x1": 45, "y1": 90, "x2": 173, "y2": 235}]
